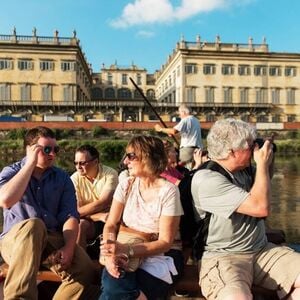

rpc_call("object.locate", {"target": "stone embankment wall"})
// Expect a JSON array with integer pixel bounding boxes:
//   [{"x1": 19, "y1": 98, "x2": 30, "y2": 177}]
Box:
[
  {"x1": 0, "y1": 121, "x2": 298, "y2": 131},
  {"x1": 0, "y1": 121, "x2": 213, "y2": 131}
]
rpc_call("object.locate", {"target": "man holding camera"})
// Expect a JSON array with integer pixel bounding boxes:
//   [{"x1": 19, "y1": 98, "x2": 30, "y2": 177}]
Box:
[{"x1": 191, "y1": 119, "x2": 300, "y2": 300}]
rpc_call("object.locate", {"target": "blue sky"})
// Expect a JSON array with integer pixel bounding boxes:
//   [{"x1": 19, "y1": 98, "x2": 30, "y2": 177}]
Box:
[{"x1": 0, "y1": 0, "x2": 300, "y2": 73}]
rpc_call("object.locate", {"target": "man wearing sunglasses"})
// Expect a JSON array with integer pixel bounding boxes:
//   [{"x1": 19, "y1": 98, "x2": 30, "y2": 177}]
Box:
[
  {"x1": 71, "y1": 144, "x2": 118, "y2": 257},
  {"x1": 0, "y1": 126, "x2": 99, "y2": 299}
]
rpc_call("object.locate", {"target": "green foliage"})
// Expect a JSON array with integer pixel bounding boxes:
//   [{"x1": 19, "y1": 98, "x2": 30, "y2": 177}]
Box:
[
  {"x1": 53, "y1": 129, "x2": 76, "y2": 140},
  {"x1": 6, "y1": 128, "x2": 27, "y2": 140},
  {"x1": 92, "y1": 126, "x2": 109, "y2": 138},
  {"x1": 286, "y1": 130, "x2": 299, "y2": 139},
  {"x1": 98, "y1": 140, "x2": 127, "y2": 162}
]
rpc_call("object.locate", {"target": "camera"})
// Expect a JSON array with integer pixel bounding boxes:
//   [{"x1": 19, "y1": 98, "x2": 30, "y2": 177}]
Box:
[{"x1": 254, "y1": 138, "x2": 277, "y2": 153}]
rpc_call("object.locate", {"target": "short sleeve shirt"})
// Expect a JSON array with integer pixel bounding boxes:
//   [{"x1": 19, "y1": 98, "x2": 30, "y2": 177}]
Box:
[
  {"x1": 114, "y1": 177, "x2": 183, "y2": 234},
  {"x1": 191, "y1": 169, "x2": 267, "y2": 255},
  {"x1": 174, "y1": 115, "x2": 203, "y2": 148},
  {"x1": 71, "y1": 164, "x2": 118, "y2": 207},
  {"x1": 0, "y1": 158, "x2": 79, "y2": 237}
]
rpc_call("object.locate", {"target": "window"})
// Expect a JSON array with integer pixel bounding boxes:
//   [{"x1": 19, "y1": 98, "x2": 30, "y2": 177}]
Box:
[
  {"x1": 104, "y1": 88, "x2": 115, "y2": 98},
  {"x1": 185, "y1": 64, "x2": 197, "y2": 74},
  {"x1": 205, "y1": 87, "x2": 215, "y2": 103},
  {"x1": 20, "y1": 84, "x2": 31, "y2": 101},
  {"x1": 206, "y1": 113, "x2": 216, "y2": 122},
  {"x1": 240, "y1": 88, "x2": 249, "y2": 103},
  {"x1": 287, "y1": 114, "x2": 296, "y2": 122},
  {"x1": 168, "y1": 75, "x2": 172, "y2": 86},
  {"x1": 257, "y1": 115, "x2": 268, "y2": 122},
  {"x1": 146, "y1": 89, "x2": 155, "y2": 99},
  {"x1": 272, "y1": 115, "x2": 281, "y2": 122},
  {"x1": 137, "y1": 73, "x2": 142, "y2": 85},
  {"x1": 40, "y1": 60, "x2": 54, "y2": 71},
  {"x1": 285, "y1": 66, "x2": 297, "y2": 77},
  {"x1": 91, "y1": 87, "x2": 103, "y2": 100},
  {"x1": 0, "y1": 83, "x2": 11, "y2": 100},
  {"x1": 122, "y1": 74, "x2": 128, "y2": 85},
  {"x1": 286, "y1": 88, "x2": 295, "y2": 104},
  {"x1": 177, "y1": 66, "x2": 180, "y2": 77},
  {"x1": 256, "y1": 88, "x2": 267, "y2": 103},
  {"x1": 186, "y1": 87, "x2": 196, "y2": 102},
  {"x1": 41, "y1": 85, "x2": 52, "y2": 101},
  {"x1": 269, "y1": 66, "x2": 281, "y2": 76},
  {"x1": 241, "y1": 114, "x2": 250, "y2": 122},
  {"x1": 0, "y1": 59, "x2": 13, "y2": 70},
  {"x1": 203, "y1": 64, "x2": 216, "y2": 75},
  {"x1": 223, "y1": 87, "x2": 233, "y2": 103},
  {"x1": 18, "y1": 59, "x2": 33, "y2": 70},
  {"x1": 63, "y1": 85, "x2": 76, "y2": 101},
  {"x1": 238, "y1": 65, "x2": 250, "y2": 76},
  {"x1": 254, "y1": 65, "x2": 267, "y2": 76},
  {"x1": 118, "y1": 88, "x2": 131, "y2": 98},
  {"x1": 271, "y1": 88, "x2": 280, "y2": 104},
  {"x1": 134, "y1": 89, "x2": 142, "y2": 98},
  {"x1": 61, "y1": 61, "x2": 76, "y2": 71},
  {"x1": 222, "y1": 64, "x2": 234, "y2": 75},
  {"x1": 107, "y1": 73, "x2": 113, "y2": 85}
]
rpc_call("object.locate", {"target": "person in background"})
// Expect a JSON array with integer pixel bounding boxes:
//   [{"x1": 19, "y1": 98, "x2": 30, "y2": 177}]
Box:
[
  {"x1": 0, "y1": 126, "x2": 99, "y2": 300},
  {"x1": 160, "y1": 140, "x2": 185, "y2": 185},
  {"x1": 100, "y1": 135, "x2": 184, "y2": 300},
  {"x1": 71, "y1": 144, "x2": 118, "y2": 251},
  {"x1": 154, "y1": 104, "x2": 203, "y2": 169},
  {"x1": 191, "y1": 119, "x2": 300, "y2": 300}
]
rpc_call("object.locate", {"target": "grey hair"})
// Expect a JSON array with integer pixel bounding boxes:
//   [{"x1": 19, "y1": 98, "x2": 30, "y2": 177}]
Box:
[
  {"x1": 207, "y1": 118, "x2": 257, "y2": 160},
  {"x1": 178, "y1": 104, "x2": 190, "y2": 115}
]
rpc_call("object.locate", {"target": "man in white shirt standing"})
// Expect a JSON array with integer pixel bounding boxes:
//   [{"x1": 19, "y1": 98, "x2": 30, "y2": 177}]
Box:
[{"x1": 155, "y1": 104, "x2": 203, "y2": 168}]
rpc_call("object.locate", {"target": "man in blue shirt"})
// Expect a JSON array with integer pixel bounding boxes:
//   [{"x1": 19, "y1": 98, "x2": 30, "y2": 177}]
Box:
[{"x1": 0, "y1": 126, "x2": 99, "y2": 299}]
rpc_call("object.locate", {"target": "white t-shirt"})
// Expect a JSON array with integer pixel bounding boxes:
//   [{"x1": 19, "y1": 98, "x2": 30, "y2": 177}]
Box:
[
  {"x1": 114, "y1": 177, "x2": 183, "y2": 234},
  {"x1": 174, "y1": 115, "x2": 202, "y2": 148}
]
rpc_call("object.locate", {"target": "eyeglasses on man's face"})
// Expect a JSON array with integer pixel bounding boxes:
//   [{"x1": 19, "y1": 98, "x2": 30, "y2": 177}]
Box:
[
  {"x1": 74, "y1": 158, "x2": 95, "y2": 167},
  {"x1": 125, "y1": 152, "x2": 138, "y2": 161},
  {"x1": 39, "y1": 145, "x2": 60, "y2": 155}
]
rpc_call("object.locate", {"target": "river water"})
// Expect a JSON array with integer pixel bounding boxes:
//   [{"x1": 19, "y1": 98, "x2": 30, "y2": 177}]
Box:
[{"x1": 0, "y1": 153, "x2": 299, "y2": 245}]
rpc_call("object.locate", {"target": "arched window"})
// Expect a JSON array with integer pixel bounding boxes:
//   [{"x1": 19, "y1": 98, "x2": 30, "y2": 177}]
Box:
[
  {"x1": 134, "y1": 89, "x2": 142, "y2": 98},
  {"x1": 91, "y1": 88, "x2": 103, "y2": 100},
  {"x1": 146, "y1": 89, "x2": 155, "y2": 99},
  {"x1": 105, "y1": 88, "x2": 115, "y2": 99},
  {"x1": 118, "y1": 88, "x2": 131, "y2": 99}
]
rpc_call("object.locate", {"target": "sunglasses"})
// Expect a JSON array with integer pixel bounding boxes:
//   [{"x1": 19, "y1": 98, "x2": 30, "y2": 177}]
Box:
[
  {"x1": 74, "y1": 158, "x2": 95, "y2": 167},
  {"x1": 125, "y1": 152, "x2": 138, "y2": 161},
  {"x1": 41, "y1": 145, "x2": 60, "y2": 155}
]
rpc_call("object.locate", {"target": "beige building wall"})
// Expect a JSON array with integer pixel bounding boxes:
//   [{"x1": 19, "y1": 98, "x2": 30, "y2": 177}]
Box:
[
  {"x1": 0, "y1": 30, "x2": 91, "y2": 114},
  {"x1": 155, "y1": 35, "x2": 300, "y2": 123},
  {"x1": 90, "y1": 63, "x2": 156, "y2": 122}
]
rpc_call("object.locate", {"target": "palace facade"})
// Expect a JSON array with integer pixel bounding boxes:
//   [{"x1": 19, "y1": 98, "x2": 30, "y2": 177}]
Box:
[
  {"x1": 0, "y1": 30, "x2": 299, "y2": 128},
  {"x1": 0, "y1": 28, "x2": 92, "y2": 121},
  {"x1": 154, "y1": 35, "x2": 300, "y2": 128}
]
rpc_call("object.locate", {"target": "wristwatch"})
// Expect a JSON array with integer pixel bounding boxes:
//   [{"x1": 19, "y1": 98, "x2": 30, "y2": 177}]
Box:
[{"x1": 128, "y1": 244, "x2": 134, "y2": 257}]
